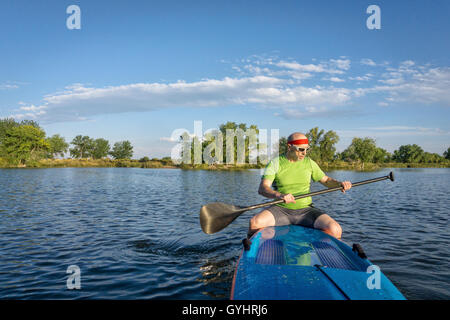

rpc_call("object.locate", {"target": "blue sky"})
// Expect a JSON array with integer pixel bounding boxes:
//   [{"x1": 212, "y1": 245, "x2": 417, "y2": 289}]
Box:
[{"x1": 1, "y1": 0, "x2": 449, "y2": 158}]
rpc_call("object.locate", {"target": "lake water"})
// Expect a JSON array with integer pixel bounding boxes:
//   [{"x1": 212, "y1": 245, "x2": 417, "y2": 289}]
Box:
[{"x1": 0, "y1": 167, "x2": 448, "y2": 299}]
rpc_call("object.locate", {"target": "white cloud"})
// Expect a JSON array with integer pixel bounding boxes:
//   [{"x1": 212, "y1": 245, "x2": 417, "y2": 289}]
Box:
[
  {"x1": 337, "y1": 126, "x2": 450, "y2": 138},
  {"x1": 12, "y1": 75, "x2": 354, "y2": 122},
  {"x1": 159, "y1": 137, "x2": 178, "y2": 142},
  {"x1": 324, "y1": 77, "x2": 345, "y2": 83},
  {"x1": 0, "y1": 81, "x2": 30, "y2": 90},
  {"x1": 0, "y1": 84, "x2": 19, "y2": 90},
  {"x1": 381, "y1": 66, "x2": 450, "y2": 105},
  {"x1": 9, "y1": 57, "x2": 450, "y2": 123},
  {"x1": 354, "y1": 63, "x2": 450, "y2": 106},
  {"x1": 330, "y1": 58, "x2": 351, "y2": 70},
  {"x1": 378, "y1": 78, "x2": 405, "y2": 85},
  {"x1": 349, "y1": 73, "x2": 372, "y2": 81},
  {"x1": 14, "y1": 111, "x2": 46, "y2": 120},
  {"x1": 159, "y1": 132, "x2": 197, "y2": 142},
  {"x1": 275, "y1": 61, "x2": 327, "y2": 73},
  {"x1": 19, "y1": 104, "x2": 47, "y2": 112},
  {"x1": 360, "y1": 58, "x2": 377, "y2": 66},
  {"x1": 400, "y1": 60, "x2": 415, "y2": 67},
  {"x1": 274, "y1": 58, "x2": 348, "y2": 75}
]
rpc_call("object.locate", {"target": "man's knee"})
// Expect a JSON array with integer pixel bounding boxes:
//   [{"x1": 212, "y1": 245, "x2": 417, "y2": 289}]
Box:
[
  {"x1": 324, "y1": 222, "x2": 342, "y2": 239},
  {"x1": 249, "y1": 211, "x2": 273, "y2": 230},
  {"x1": 249, "y1": 215, "x2": 264, "y2": 230}
]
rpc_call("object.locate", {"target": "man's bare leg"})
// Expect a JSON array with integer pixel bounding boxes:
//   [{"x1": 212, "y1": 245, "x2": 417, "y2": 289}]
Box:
[
  {"x1": 242, "y1": 209, "x2": 276, "y2": 249},
  {"x1": 248, "y1": 209, "x2": 276, "y2": 237},
  {"x1": 313, "y1": 214, "x2": 343, "y2": 239}
]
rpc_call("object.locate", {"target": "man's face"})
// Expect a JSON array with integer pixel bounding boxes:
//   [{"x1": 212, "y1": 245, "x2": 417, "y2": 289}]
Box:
[{"x1": 287, "y1": 143, "x2": 309, "y2": 161}]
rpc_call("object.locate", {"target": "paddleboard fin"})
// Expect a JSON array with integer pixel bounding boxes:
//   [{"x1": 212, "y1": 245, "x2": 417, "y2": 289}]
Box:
[{"x1": 352, "y1": 243, "x2": 367, "y2": 259}]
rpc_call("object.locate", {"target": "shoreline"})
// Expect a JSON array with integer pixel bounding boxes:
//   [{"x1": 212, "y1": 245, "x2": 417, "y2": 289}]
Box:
[{"x1": 0, "y1": 158, "x2": 449, "y2": 171}]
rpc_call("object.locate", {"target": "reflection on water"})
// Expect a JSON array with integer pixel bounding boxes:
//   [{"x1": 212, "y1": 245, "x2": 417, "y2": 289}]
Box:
[
  {"x1": 0, "y1": 167, "x2": 449, "y2": 299},
  {"x1": 198, "y1": 256, "x2": 237, "y2": 299}
]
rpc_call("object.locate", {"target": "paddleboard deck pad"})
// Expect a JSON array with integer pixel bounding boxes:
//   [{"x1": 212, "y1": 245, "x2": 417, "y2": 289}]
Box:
[{"x1": 231, "y1": 225, "x2": 405, "y2": 300}]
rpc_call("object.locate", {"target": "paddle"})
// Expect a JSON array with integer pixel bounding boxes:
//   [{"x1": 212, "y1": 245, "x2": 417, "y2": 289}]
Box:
[{"x1": 200, "y1": 171, "x2": 394, "y2": 234}]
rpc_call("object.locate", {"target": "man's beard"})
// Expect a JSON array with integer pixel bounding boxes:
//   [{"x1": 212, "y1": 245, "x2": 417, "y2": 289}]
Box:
[{"x1": 286, "y1": 150, "x2": 304, "y2": 161}]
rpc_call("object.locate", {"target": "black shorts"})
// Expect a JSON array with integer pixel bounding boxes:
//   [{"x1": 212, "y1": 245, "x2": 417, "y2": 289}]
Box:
[{"x1": 266, "y1": 205, "x2": 326, "y2": 228}]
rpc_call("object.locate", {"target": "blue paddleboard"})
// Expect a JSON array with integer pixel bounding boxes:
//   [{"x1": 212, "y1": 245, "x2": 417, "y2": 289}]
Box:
[{"x1": 231, "y1": 225, "x2": 405, "y2": 300}]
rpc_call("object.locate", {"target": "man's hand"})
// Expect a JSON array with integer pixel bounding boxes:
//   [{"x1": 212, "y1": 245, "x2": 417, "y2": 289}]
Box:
[
  {"x1": 340, "y1": 181, "x2": 352, "y2": 193},
  {"x1": 277, "y1": 193, "x2": 296, "y2": 203}
]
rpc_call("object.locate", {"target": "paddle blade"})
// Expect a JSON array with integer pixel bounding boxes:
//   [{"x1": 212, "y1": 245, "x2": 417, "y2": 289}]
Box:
[
  {"x1": 200, "y1": 202, "x2": 245, "y2": 234},
  {"x1": 389, "y1": 171, "x2": 395, "y2": 182}
]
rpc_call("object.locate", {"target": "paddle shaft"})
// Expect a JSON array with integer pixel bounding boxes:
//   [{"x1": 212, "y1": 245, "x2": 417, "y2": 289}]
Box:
[{"x1": 236, "y1": 172, "x2": 394, "y2": 213}]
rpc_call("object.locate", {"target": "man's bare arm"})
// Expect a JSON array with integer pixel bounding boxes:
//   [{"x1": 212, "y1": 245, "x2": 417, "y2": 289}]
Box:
[
  {"x1": 319, "y1": 175, "x2": 352, "y2": 192},
  {"x1": 319, "y1": 175, "x2": 341, "y2": 188},
  {"x1": 258, "y1": 179, "x2": 296, "y2": 203},
  {"x1": 258, "y1": 178, "x2": 282, "y2": 199}
]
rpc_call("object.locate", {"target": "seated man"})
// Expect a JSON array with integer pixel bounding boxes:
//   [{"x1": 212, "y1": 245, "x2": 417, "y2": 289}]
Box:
[{"x1": 246, "y1": 132, "x2": 352, "y2": 246}]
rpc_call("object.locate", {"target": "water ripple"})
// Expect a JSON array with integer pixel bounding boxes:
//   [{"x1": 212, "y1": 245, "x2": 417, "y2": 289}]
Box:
[{"x1": 0, "y1": 167, "x2": 449, "y2": 299}]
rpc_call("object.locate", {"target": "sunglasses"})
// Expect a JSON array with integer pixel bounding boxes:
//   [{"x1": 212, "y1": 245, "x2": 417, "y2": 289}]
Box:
[{"x1": 289, "y1": 144, "x2": 309, "y2": 152}]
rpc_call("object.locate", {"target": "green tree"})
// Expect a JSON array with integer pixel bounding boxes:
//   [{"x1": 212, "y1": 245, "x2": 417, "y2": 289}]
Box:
[
  {"x1": 179, "y1": 132, "x2": 193, "y2": 164},
  {"x1": 1, "y1": 125, "x2": 50, "y2": 165},
  {"x1": 219, "y1": 122, "x2": 241, "y2": 164},
  {"x1": 178, "y1": 122, "x2": 262, "y2": 165},
  {"x1": 422, "y1": 152, "x2": 444, "y2": 164},
  {"x1": 91, "y1": 138, "x2": 110, "y2": 159},
  {"x1": 373, "y1": 147, "x2": 391, "y2": 163},
  {"x1": 352, "y1": 137, "x2": 377, "y2": 163},
  {"x1": 0, "y1": 118, "x2": 19, "y2": 158},
  {"x1": 46, "y1": 134, "x2": 69, "y2": 158},
  {"x1": 393, "y1": 144, "x2": 424, "y2": 163},
  {"x1": 218, "y1": 122, "x2": 260, "y2": 164},
  {"x1": 70, "y1": 135, "x2": 94, "y2": 158},
  {"x1": 305, "y1": 127, "x2": 324, "y2": 161},
  {"x1": 339, "y1": 144, "x2": 357, "y2": 162},
  {"x1": 341, "y1": 137, "x2": 377, "y2": 168},
  {"x1": 305, "y1": 127, "x2": 340, "y2": 161},
  {"x1": 19, "y1": 119, "x2": 41, "y2": 129},
  {"x1": 444, "y1": 147, "x2": 450, "y2": 160},
  {"x1": 110, "y1": 140, "x2": 133, "y2": 159},
  {"x1": 246, "y1": 124, "x2": 260, "y2": 164},
  {"x1": 1, "y1": 118, "x2": 41, "y2": 142},
  {"x1": 319, "y1": 130, "x2": 339, "y2": 162},
  {"x1": 278, "y1": 137, "x2": 288, "y2": 156},
  {"x1": 202, "y1": 129, "x2": 223, "y2": 164},
  {"x1": 160, "y1": 157, "x2": 173, "y2": 165},
  {"x1": 0, "y1": 118, "x2": 19, "y2": 141}
]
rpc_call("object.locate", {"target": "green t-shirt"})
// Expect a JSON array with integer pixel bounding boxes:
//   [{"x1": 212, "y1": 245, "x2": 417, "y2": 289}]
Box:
[{"x1": 262, "y1": 155, "x2": 325, "y2": 209}]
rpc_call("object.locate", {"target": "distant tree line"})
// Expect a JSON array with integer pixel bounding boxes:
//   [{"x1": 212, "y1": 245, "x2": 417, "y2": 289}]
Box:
[
  {"x1": 68, "y1": 135, "x2": 133, "y2": 160},
  {"x1": 291, "y1": 127, "x2": 449, "y2": 166},
  {"x1": 1, "y1": 117, "x2": 448, "y2": 167},
  {"x1": 179, "y1": 122, "x2": 449, "y2": 166},
  {"x1": 180, "y1": 121, "x2": 262, "y2": 165},
  {"x1": 0, "y1": 118, "x2": 133, "y2": 165}
]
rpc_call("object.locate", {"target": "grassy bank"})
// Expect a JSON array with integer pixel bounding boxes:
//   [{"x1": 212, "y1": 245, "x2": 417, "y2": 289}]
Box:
[
  {"x1": 0, "y1": 158, "x2": 177, "y2": 169},
  {"x1": 0, "y1": 157, "x2": 449, "y2": 170},
  {"x1": 317, "y1": 160, "x2": 450, "y2": 171},
  {"x1": 178, "y1": 161, "x2": 450, "y2": 171},
  {"x1": 177, "y1": 163, "x2": 266, "y2": 170}
]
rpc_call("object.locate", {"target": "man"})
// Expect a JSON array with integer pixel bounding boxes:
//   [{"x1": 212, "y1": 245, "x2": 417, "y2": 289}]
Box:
[{"x1": 246, "y1": 132, "x2": 352, "y2": 246}]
